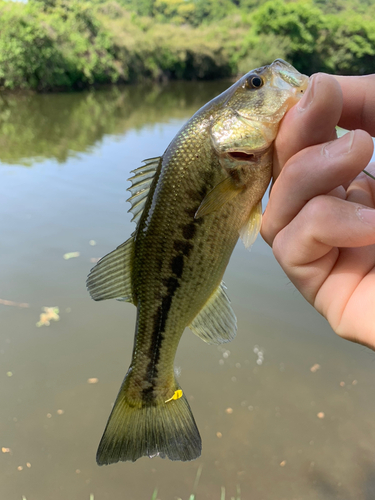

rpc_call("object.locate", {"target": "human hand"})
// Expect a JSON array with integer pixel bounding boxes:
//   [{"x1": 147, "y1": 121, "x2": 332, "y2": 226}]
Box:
[{"x1": 261, "y1": 73, "x2": 375, "y2": 348}]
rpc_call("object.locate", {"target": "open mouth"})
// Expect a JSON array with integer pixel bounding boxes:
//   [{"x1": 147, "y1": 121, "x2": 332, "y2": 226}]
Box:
[{"x1": 228, "y1": 151, "x2": 255, "y2": 161}]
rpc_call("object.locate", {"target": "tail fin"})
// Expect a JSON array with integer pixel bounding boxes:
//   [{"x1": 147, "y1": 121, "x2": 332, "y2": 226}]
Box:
[{"x1": 96, "y1": 379, "x2": 202, "y2": 464}]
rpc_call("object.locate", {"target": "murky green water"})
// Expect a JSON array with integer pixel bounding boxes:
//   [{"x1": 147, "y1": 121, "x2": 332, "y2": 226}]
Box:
[{"x1": 1, "y1": 82, "x2": 375, "y2": 500}]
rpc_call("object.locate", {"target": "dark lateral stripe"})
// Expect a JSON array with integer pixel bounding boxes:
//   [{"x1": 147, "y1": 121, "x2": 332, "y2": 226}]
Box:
[
  {"x1": 142, "y1": 212, "x2": 205, "y2": 402},
  {"x1": 182, "y1": 223, "x2": 197, "y2": 240},
  {"x1": 142, "y1": 276, "x2": 181, "y2": 403},
  {"x1": 171, "y1": 255, "x2": 184, "y2": 278},
  {"x1": 173, "y1": 240, "x2": 193, "y2": 256}
]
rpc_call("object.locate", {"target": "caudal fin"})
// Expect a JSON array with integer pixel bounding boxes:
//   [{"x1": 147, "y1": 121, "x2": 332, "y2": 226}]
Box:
[{"x1": 96, "y1": 380, "x2": 202, "y2": 464}]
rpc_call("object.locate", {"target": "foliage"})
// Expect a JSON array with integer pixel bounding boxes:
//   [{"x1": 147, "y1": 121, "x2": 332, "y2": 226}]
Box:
[
  {"x1": 253, "y1": 0, "x2": 327, "y2": 73},
  {"x1": 0, "y1": 0, "x2": 374, "y2": 91},
  {"x1": 323, "y1": 13, "x2": 375, "y2": 74}
]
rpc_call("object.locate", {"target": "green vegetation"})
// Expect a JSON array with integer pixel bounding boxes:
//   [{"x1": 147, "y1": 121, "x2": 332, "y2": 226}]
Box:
[{"x1": 0, "y1": 0, "x2": 374, "y2": 91}]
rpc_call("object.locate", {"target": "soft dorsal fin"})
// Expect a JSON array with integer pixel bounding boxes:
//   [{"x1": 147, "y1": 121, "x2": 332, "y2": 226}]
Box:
[
  {"x1": 239, "y1": 200, "x2": 262, "y2": 249},
  {"x1": 127, "y1": 157, "x2": 161, "y2": 224},
  {"x1": 87, "y1": 237, "x2": 135, "y2": 303},
  {"x1": 189, "y1": 281, "x2": 237, "y2": 344},
  {"x1": 195, "y1": 176, "x2": 242, "y2": 219}
]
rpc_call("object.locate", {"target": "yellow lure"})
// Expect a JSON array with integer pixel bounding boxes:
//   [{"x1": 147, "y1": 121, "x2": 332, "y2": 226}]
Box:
[{"x1": 165, "y1": 389, "x2": 183, "y2": 403}]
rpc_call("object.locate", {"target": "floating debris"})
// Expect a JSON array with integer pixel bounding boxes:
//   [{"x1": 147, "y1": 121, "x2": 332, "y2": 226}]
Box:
[
  {"x1": 2, "y1": 447, "x2": 10, "y2": 453},
  {"x1": 47, "y1": 413, "x2": 52, "y2": 419},
  {"x1": 280, "y1": 460, "x2": 286, "y2": 467},
  {"x1": 340, "y1": 381, "x2": 345, "y2": 387},
  {"x1": 26, "y1": 462, "x2": 31, "y2": 468},
  {"x1": 90, "y1": 258, "x2": 100, "y2": 264},
  {"x1": 36, "y1": 307, "x2": 59, "y2": 327},
  {"x1": 63, "y1": 252, "x2": 80, "y2": 260},
  {"x1": 6, "y1": 371, "x2": 13, "y2": 377},
  {"x1": 216, "y1": 432, "x2": 222, "y2": 438},
  {"x1": 57, "y1": 409, "x2": 64, "y2": 415},
  {"x1": 89, "y1": 240, "x2": 97, "y2": 246},
  {"x1": 0, "y1": 299, "x2": 29, "y2": 308},
  {"x1": 352, "y1": 380, "x2": 358, "y2": 385},
  {"x1": 87, "y1": 378, "x2": 99, "y2": 384},
  {"x1": 76, "y1": 469, "x2": 81, "y2": 474},
  {"x1": 310, "y1": 364, "x2": 321, "y2": 373},
  {"x1": 317, "y1": 412, "x2": 325, "y2": 419},
  {"x1": 225, "y1": 408, "x2": 233, "y2": 414},
  {"x1": 253, "y1": 345, "x2": 264, "y2": 365},
  {"x1": 17, "y1": 466, "x2": 23, "y2": 471}
]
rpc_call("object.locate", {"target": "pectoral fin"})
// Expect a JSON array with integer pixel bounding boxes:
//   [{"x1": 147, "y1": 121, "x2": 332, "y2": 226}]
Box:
[
  {"x1": 86, "y1": 237, "x2": 135, "y2": 303},
  {"x1": 239, "y1": 200, "x2": 262, "y2": 249},
  {"x1": 195, "y1": 177, "x2": 242, "y2": 219},
  {"x1": 189, "y1": 281, "x2": 237, "y2": 345}
]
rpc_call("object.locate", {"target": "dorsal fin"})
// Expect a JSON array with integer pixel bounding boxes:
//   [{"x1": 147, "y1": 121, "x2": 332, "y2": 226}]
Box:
[
  {"x1": 127, "y1": 157, "x2": 161, "y2": 224},
  {"x1": 86, "y1": 237, "x2": 135, "y2": 303},
  {"x1": 189, "y1": 281, "x2": 237, "y2": 344},
  {"x1": 239, "y1": 200, "x2": 262, "y2": 249}
]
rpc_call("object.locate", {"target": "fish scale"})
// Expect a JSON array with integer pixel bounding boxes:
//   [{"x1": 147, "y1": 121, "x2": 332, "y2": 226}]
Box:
[{"x1": 87, "y1": 59, "x2": 309, "y2": 464}]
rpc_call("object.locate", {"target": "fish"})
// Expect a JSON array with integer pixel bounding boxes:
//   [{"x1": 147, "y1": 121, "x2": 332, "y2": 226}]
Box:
[{"x1": 87, "y1": 59, "x2": 309, "y2": 465}]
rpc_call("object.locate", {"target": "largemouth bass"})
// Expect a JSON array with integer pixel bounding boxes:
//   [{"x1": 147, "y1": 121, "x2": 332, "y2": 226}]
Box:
[{"x1": 87, "y1": 59, "x2": 308, "y2": 464}]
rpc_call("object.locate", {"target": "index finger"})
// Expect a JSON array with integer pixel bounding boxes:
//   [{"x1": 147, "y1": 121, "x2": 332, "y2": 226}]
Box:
[{"x1": 334, "y1": 74, "x2": 375, "y2": 136}]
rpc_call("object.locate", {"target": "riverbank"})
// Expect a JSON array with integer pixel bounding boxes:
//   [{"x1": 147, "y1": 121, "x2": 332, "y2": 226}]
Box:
[{"x1": 0, "y1": 0, "x2": 374, "y2": 92}]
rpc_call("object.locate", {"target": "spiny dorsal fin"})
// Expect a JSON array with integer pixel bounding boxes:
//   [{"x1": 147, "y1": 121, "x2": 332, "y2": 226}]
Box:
[
  {"x1": 195, "y1": 176, "x2": 242, "y2": 219},
  {"x1": 127, "y1": 157, "x2": 161, "y2": 224},
  {"x1": 86, "y1": 237, "x2": 135, "y2": 302},
  {"x1": 239, "y1": 200, "x2": 262, "y2": 249},
  {"x1": 189, "y1": 281, "x2": 237, "y2": 344}
]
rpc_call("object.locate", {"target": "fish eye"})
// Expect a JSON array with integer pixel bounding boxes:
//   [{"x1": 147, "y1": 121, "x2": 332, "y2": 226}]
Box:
[{"x1": 245, "y1": 75, "x2": 264, "y2": 89}]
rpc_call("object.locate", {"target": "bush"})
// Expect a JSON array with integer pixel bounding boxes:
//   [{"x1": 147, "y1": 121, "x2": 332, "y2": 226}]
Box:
[{"x1": 0, "y1": 0, "x2": 374, "y2": 92}]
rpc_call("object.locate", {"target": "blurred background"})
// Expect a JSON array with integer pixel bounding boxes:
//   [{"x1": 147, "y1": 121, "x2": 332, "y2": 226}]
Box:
[
  {"x1": 1, "y1": 1, "x2": 375, "y2": 500},
  {"x1": 1, "y1": 0, "x2": 375, "y2": 91}
]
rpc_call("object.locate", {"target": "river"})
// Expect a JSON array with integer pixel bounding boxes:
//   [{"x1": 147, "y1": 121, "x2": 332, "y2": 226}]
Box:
[{"x1": 1, "y1": 81, "x2": 375, "y2": 500}]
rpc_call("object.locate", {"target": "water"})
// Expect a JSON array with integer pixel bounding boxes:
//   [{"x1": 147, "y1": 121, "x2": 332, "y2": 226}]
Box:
[{"x1": 1, "y1": 82, "x2": 375, "y2": 500}]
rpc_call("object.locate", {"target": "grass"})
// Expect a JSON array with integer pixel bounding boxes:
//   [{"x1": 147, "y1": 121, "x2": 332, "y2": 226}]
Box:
[{"x1": 151, "y1": 467, "x2": 241, "y2": 500}]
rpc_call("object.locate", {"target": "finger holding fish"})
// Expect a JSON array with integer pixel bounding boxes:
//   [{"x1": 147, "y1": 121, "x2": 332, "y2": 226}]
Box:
[
  {"x1": 272, "y1": 73, "x2": 343, "y2": 180},
  {"x1": 272, "y1": 191, "x2": 375, "y2": 347},
  {"x1": 266, "y1": 130, "x2": 375, "y2": 347},
  {"x1": 333, "y1": 74, "x2": 375, "y2": 135},
  {"x1": 262, "y1": 129, "x2": 374, "y2": 247}
]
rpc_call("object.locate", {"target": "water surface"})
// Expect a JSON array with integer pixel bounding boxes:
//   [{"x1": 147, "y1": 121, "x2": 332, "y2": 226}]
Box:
[{"x1": 1, "y1": 82, "x2": 375, "y2": 500}]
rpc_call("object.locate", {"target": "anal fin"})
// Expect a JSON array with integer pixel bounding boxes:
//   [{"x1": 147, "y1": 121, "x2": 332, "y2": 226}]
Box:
[{"x1": 189, "y1": 281, "x2": 237, "y2": 345}]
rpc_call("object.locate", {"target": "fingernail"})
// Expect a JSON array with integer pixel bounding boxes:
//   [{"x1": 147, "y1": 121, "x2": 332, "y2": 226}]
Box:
[
  {"x1": 298, "y1": 75, "x2": 315, "y2": 112},
  {"x1": 357, "y1": 207, "x2": 375, "y2": 225},
  {"x1": 323, "y1": 131, "x2": 355, "y2": 158}
]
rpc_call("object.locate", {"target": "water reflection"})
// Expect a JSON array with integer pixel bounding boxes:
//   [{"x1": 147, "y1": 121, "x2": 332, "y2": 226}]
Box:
[{"x1": 0, "y1": 80, "x2": 230, "y2": 165}]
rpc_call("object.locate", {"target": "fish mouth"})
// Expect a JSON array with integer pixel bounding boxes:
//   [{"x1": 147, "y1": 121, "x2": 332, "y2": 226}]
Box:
[
  {"x1": 227, "y1": 145, "x2": 271, "y2": 162},
  {"x1": 228, "y1": 151, "x2": 256, "y2": 161}
]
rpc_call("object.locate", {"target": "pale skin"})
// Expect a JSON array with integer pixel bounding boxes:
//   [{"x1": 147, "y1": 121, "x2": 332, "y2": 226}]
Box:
[{"x1": 261, "y1": 72, "x2": 375, "y2": 349}]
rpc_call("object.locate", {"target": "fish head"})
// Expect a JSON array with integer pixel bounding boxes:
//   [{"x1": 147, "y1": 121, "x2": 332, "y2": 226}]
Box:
[{"x1": 211, "y1": 59, "x2": 309, "y2": 162}]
